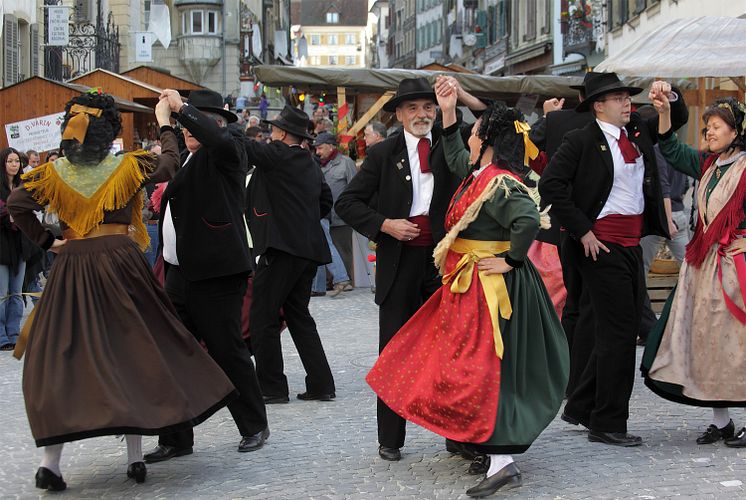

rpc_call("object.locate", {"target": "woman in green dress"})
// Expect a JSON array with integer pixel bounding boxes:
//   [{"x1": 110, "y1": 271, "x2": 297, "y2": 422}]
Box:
[
  {"x1": 366, "y1": 80, "x2": 569, "y2": 497},
  {"x1": 643, "y1": 92, "x2": 746, "y2": 447}
]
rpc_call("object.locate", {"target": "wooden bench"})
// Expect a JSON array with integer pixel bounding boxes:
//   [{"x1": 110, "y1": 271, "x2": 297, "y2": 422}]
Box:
[{"x1": 647, "y1": 274, "x2": 679, "y2": 314}]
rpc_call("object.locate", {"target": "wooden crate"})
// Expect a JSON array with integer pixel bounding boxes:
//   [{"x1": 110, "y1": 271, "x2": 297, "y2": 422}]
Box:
[{"x1": 647, "y1": 274, "x2": 678, "y2": 314}]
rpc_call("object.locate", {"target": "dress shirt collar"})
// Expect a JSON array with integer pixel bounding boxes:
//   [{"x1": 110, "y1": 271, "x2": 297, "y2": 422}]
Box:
[
  {"x1": 596, "y1": 119, "x2": 626, "y2": 142},
  {"x1": 403, "y1": 128, "x2": 433, "y2": 152}
]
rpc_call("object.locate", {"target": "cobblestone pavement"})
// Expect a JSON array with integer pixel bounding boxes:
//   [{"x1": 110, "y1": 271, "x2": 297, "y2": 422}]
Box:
[{"x1": 1, "y1": 289, "x2": 745, "y2": 499}]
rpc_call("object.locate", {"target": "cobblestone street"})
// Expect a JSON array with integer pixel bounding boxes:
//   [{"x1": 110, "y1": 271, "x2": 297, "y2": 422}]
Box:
[{"x1": 1, "y1": 289, "x2": 745, "y2": 499}]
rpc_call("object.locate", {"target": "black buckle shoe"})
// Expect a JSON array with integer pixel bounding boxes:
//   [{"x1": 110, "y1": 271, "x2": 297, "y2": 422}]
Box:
[
  {"x1": 238, "y1": 427, "x2": 270, "y2": 452},
  {"x1": 724, "y1": 427, "x2": 746, "y2": 448},
  {"x1": 127, "y1": 462, "x2": 147, "y2": 483},
  {"x1": 466, "y1": 462, "x2": 522, "y2": 497},
  {"x1": 588, "y1": 430, "x2": 643, "y2": 447},
  {"x1": 378, "y1": 445, "x2": 401, "y2": 461},
  {"x1": 467, "y1": 455, "x2": 490, "y2": 475},
  {"x1": 697, "y1": 420, "x2": 735, "y2": 444},
  {"x1": 297, "y1": 391, "x2": 336, "y2": 401},
  {"x1": 35, "y1": 467, "x2": 67, "y2": 491},
  {"x1": 561, "y1": 411, "x2": 589, "y2": 429},
  {"x1": 143, "y1": 444, "x2": 193, "y2": 463}
]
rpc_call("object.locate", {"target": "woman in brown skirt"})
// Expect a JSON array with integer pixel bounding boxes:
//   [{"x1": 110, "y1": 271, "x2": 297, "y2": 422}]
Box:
[{"x1": 7, "y1": 89, "x2": 236, "y2": 491}]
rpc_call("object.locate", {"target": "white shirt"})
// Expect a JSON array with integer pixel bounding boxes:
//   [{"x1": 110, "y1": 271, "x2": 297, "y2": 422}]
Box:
[
  {"x1": 596, "y1": 119, "x2": 645, "y2": 218},
  {"x1": 403, "y1": 129, "x2": 434, "y2": 217},
  {"x1": 162, "y1": 152, "x2": 193, "y2": 265}
]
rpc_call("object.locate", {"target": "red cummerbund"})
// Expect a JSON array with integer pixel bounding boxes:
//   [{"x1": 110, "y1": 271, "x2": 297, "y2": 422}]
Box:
[
  {"x1": 593, "y1": 214, "x2": 644, "y2": 247},
  {"x1": 406, "y1": 215, "x2": 434, "y2": 246}
]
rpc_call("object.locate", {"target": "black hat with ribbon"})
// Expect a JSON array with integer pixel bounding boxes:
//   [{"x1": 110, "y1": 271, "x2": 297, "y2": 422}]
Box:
[
  {"x1": 187, "y1": 89, "x2": 238, "y2": 123},
  {"x1": 575, "y1": 72, "x2": 643, "y2": 112},
  {"x1": 263, "y1": 104, "x2": 314, "y2": 140},
  {"x1": 383, "y1": 77, "x2": 437, "y2": 113}
]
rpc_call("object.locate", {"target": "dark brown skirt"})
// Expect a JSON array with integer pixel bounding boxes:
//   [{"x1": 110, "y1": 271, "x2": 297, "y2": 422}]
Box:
[{"x1": 23, "y1": 235, "x2": 235, "y2": 446}]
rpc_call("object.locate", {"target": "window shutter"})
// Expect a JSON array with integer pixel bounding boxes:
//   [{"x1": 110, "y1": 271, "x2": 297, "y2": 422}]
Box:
[
  {"x1": 31, "y1": 23, "x2": 40, "y2": 77},
  {"x1": 4, "y1": 15, "x2": 20, "y2": 86}
]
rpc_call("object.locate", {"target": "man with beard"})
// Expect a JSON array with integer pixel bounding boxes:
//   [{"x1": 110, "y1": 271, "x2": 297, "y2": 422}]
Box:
[{"x1": 335, "y1": 76, "x2": 486, "y2": 461}]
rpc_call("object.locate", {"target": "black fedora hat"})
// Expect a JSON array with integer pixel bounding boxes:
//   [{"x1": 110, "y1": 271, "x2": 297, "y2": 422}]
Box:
[
  {"x1": 576, "y1": 72, "x2": 643, "y2": 112},
  {"x1": 263, "y1": 104, "x2": 314, "y2": 140},
  {"x1": 187, "y1": 89, "x2": 237, "y2": 123},
  {"x1": 569, "y1": 71, "x2": 601, "y2": 92},
  {"x1": 383, "y1": 77, "x2": 437, "y2": 113}
]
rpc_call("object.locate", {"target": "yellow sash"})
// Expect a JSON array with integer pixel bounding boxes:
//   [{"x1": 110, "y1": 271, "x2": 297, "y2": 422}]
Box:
[{"x1": 441, "y1": 238, "x2": 513, "y2": 359}]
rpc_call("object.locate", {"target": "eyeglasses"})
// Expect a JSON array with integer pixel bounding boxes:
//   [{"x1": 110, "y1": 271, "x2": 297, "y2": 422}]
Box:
[{"x1": 599, "y1": 95, "x2": 633, "y2": 104}]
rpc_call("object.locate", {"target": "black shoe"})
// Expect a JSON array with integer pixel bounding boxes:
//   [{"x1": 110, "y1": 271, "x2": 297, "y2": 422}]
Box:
[
  {"x1": 445, "y1": 439, "x2": 478, "y2": 460},
  {"x1": 143, "y1": 444, "x2": 193, "y2": 463},
  {"x1": 263, "y1": 395, "x2": 290, "y2": 404},
  {"x1": 378, "y1": 445, "x2": 401, "y2": 461},
  {"x1": 724, "y1": 427, "x2": 746, "y2": 448},
  {"x1": 297, "y1": 391, "x2": 336, "y2": 401},
  {"x1": 697, "y1": 420, "x2": 735, "y2": 444},
  {"x1": 466, "y1": 462, "x2": 522, "y2": 497},
  {"x1": 311, "y1": 291, "x2": 326, "y2": 297},
  {"x1": 588, "y1": 430, "x2": 643, "y2": 447},
  {"x1": 35, "y1": 467, "x2": 67, "y2": 491},
  {"x1": 467, "y1": 455, "x2": 490, "y2": 475},
  {"x1": 238, "y1": 427, "x2": 270, "y2": 452},
  {"x1": 561, "y1": 411, "x2": 589, "y2": 429},
  {"x1": 127, "y1": 462, "x2": 147, "y2": 484},
  {"x1": 0, "y1": 343, "x2": 15, "y2": 351}
]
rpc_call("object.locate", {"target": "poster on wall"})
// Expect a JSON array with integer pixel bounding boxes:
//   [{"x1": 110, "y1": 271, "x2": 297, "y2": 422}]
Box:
[
  {"x1": 48, "y1": 6, "x2": 70, "y2": 46},
  {"x1": 5, "y1": 112, "x2": 66, "y2": 153}
]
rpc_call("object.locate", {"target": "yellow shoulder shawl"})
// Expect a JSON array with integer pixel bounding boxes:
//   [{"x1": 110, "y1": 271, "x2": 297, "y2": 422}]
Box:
[{"x1": 21, "y1": 151, "x2": 154, "y2": 251}]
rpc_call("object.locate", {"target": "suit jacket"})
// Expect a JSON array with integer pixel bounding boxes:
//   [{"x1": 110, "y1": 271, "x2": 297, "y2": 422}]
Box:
[
  {"x1": 335, "y1": 125, "x2": 466, "y2": 305},
  {"x1": 545, "y1": 109, "x2": 595, "y2": 160},
  {"x1": 244, "y1": 139, "x2": 332, "y2": 265},
  {"x1": 538, "y1": 92, "x2": 689, "y2": 241},
  {"x1": 159, "y1": 104, "x2": 252, "y2": 281}
]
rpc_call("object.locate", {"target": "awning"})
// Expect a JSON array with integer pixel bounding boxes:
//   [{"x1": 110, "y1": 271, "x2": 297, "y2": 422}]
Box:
[{"x1": 596, "y1": 17, "x2": 746, "y2": 77}]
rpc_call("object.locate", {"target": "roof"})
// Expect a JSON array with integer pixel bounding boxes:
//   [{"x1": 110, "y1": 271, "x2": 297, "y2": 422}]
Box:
[
  {"x1": 122, "y1": 66, "x2": 205, "y2": 91},
  {"x1": 69, "y1": 68, "x2": 163, "y2": 95},
  {"x1": 0, "y1": 76, "x2": 152, "y2": 113},
  {"x1": 596, "y1": 16, "x2": 746, "y2": 77},
  {"x1": 291, "y1": 0, "x2": 368, "y2": 27}
]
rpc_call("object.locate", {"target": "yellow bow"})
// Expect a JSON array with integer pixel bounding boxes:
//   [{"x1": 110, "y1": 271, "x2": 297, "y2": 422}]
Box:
[
  {"x1": 514, "y1": 121, "x2": 540, "y2": 166},
  {"x1": 61, "y1": 104, "x2": 104, "y2": 144},
  {"x1": 441, "y1": 238, "x2": 513, "y2": 359}
]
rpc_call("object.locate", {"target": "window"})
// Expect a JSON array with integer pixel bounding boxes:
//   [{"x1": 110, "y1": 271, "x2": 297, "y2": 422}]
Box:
[
  {"x1": 327, "y1": 34, "x2": 338, "y2": 45},
  {"x1": 182, "y1": 10, "x2": 219, "y2": 35},
  {"x1": 192, "y1": 11, "x2": 203, "y2": 34},
  {"x1": 525, "y1": 0, "x2": 536, "y2": 40},
  {"x1": 345, "y1": 33, "x2": 355, "y2": 45},
  {"x1": 310, "y1": 34, "x2": 320, "y2": 45},
  {"x1": 328, "y1": 55, "x2": 338, "y2": 65},
  {"x1": 345, "y1": 55, "x2": 356, "y2": 65},
  {"x1": 144, "y1": 0, "x2": 151, "y2": 30},
  {"x1": 326, "y1": 12, "x2": 339, "y2": 24},
  {"x1": 310, "y1": 55, "x2": 321, "y2": 65},
  {"x1": 207, "y1": 11, "x2": 217, "y2": 33}
]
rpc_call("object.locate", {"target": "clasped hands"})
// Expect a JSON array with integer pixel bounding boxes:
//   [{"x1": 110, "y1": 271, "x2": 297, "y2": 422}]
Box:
[{"x1": 155, "y1": 89, "x2": 185, "y2": 127}]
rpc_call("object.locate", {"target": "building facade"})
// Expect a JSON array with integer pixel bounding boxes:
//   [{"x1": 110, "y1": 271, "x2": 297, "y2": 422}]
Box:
[
  {"x1": 2, "y1": 0, "x2": 44, "y2": 88},
  {"x1": 389, "y1": 0, "x2": 415, "y2": 68},
  {"x1": 368, "y1": 0, "x2": 389, "y2": 69},
  {"x1": 415, "y1": 0, "x2": 444, "y2": 68}
]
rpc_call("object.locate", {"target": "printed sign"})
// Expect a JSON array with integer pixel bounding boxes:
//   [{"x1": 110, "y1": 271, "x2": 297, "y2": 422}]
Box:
[
  {"x1": 5, "y1": 112, "x2": 66, "y2": 153},
  {"x1": 48, "y1": 7, "x2": 70, "y2": 46}
]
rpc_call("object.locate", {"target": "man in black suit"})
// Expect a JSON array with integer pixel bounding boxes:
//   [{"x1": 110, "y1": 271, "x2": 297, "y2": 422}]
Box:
[
  {"x1": 246, "y1": 105, "x2": 336, "y2": 405},
  {"x1": 335, "y1": 76, "x2": 486, "y2": 461},
  {"x1": 539, "y1": 73, "x2": 688, "y2": 446},
  {"x1": 144, "y1": 89, "x2": 269, "y2": 463}
]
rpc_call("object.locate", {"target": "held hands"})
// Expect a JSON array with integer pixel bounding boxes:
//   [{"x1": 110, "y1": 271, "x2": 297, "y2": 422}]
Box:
[
  {"x1": 580, "y1": 230, "x2": 610, "y2": 261},
  {"x1": 477, "y1": 257, "x2": 513, "y2": 275},
  {"x1": 381, "y1": 218, "x2": 420, "y2": 241},
  {"x1": 543, "y1": 98, "x2": 565, "y2": 115},
  {"x1": 648, "y1": 80, "x2": 672, "y2": 115},
  {"x1": 155, "y1": 98, "x2": 172, "y2": 127},
  {"x1": 159, "y1": 89, "x2": 185, "y2": 114},
  {"x1": 434, "y1": 75, "x2": 459, "y2": 112}
]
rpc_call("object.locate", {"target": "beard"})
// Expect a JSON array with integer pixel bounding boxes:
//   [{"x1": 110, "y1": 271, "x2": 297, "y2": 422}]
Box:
[{"x1": 409, "y1": 119, "x2": 434, "y2": 137}]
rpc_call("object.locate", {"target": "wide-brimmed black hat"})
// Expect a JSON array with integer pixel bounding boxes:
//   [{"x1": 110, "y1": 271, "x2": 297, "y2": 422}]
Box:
[
  {"x1": 569, "y1": 71, "x2": 600, "y2": 92},
  {"x1": 263, "y1": 104, "x2": 313, "y2": 140},
  {"x1": 383, "y1": 77, "x2": 437, "y2": 112},
  {"x1": 187, "y1": 89, "x2": 237, "y2": 123},
  {"x1": 576, "y1": 72, "x2": 643, "y2": 112}
]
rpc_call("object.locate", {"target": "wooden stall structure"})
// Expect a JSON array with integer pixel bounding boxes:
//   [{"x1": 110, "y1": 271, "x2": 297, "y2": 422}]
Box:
[
  {"x1": 0, "y1": 76, "x2": 151, "y2": 151},
  {"x1": 70, "y1": 68, "x2": 205, "y2": 150}
]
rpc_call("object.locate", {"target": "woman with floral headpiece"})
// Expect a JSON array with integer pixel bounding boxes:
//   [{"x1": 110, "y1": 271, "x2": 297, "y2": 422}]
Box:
[
  {"x1": 366, "y1": 78, "x2": 569, "y2": 498},
  {"x1": 643, "y1": 92, "x2": 746, "y2": 448},
  {"x1": 7, "y1": 89, "x2": 236, "y2": 490}
]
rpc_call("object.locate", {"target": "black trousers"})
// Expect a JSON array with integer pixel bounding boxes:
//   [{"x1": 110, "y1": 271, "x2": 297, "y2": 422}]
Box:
[
  {"x1": 159, "y1": 266, "x2": 267, "y2": 448},
  {"x1": 330, "y1": 224, "x2": 353, "y2": 280},
  {"x1": 377, "y1": 245, "x2": 440, "y2": 449},
  {"x1": 250, "y1": 249, "x2": 335, "y2": 398},
  {"x1": 559, "y1": 232, "x2": 594, "y2": 397},
  {"x1": 563, "y1": 241, "x2": 645, "y2": 433}
]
